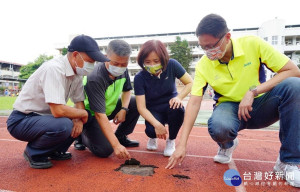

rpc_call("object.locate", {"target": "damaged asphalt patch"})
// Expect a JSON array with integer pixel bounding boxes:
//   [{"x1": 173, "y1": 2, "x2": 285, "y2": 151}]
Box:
[
  {"x1": 172, "y1": 174, "x2": 191, "y2": 179},
  {"x1": 115, "y1": 158, "x2": 158, "y2": 176}
]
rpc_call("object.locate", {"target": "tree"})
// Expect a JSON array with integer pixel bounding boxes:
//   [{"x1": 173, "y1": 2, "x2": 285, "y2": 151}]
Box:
[
  {"x1": 169, "y1": 36, "x2": 193, "y2": 73},
  {"x1": 61, "y1": 47, "x2": 68, "y2": 56},
  {"x1": 19, "y1": 54, "x2": 53, "y2": 79}
]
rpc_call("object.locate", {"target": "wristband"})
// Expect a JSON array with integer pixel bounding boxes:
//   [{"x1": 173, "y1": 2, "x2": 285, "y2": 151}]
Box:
[
  {"x1": 249, "y1": 85, "x2": 258, "y2": 97},
  {"x1": 121, "y1": 107, "x2": 129, "y2": 114}
]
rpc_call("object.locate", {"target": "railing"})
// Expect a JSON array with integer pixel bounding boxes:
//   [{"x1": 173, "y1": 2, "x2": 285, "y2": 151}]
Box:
[
  {"x1": 0, "y1": 76, "x2": 27, "y2": 82},
  {"x1": 284, "y1": 45, "x2": 300, "y2": 52},
  {"x1": 0, "y1": 70, "x2": 20, "y2": 76},
  {"x1": 285, "y1": 41, "x2": 300, "y2": 46}
]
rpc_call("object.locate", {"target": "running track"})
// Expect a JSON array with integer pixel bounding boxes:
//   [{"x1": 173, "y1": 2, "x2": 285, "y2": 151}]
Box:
[{"x1": 0, "y1": 100, "x2": 298, "y2": 192}]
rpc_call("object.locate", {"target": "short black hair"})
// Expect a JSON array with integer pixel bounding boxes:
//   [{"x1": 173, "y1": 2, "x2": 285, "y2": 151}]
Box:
[{"x1": 196, "y1": 14, "x2": 229, "y2": 38}]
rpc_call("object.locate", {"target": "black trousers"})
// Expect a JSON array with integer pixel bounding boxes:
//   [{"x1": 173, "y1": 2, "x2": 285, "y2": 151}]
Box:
[
  {"x1": 80, "y1": 96, "x2": 139, "y2": 157},
  {"x1": 145, "y1": 105, "x2": 184, "y2": 140}
]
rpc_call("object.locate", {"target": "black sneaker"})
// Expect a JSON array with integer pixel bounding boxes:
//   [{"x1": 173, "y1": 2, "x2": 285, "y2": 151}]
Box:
[
  {"x1": 49, "y1": 151, "x2": 72, "y2": 160},
  {"x1": 117, "y1": 135, "x2": 139, "y2": 147},
  {"x1": 74, "y1": 139, "x2": 86, "y2": 151},
  {"x1": 23, "y1": 151, "x2": 53, "y2": 169}
]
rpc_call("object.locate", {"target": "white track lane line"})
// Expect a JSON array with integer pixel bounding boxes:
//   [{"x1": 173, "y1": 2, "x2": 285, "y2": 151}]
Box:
[
  {"x1": 126, "y1": 149, "x2": 276, "y2": 164},
  {"x1": 189, "y1": 135, "x2": 280, "y2": 143},
  {"x1": 191, "y1": 127, "x2": 280, "y2": 132},
  {"x1": 0, "y1": 139, "x2": 23, "y2": 142},
  {"x1": 0, "y1": 139, "x2": 277, "y2": 164},
  {"x1": 133, "y1": 132, "x2": 280, "y2": 143}
]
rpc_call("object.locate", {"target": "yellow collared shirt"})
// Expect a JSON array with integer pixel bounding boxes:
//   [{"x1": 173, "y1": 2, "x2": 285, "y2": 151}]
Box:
[{"x1": 191, "y1": 35, "x2": 289, "y2": 105}]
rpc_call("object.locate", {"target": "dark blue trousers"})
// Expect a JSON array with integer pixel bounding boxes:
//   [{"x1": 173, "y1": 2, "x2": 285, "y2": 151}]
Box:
[
  {"x1": 145, "y1": 104, "x2": 184, "y2": 140},
  {"x1": 7, "y1": 110, "x2": 74, "y2": 158},
  {"x1": 208, "y1": 77, "x2": 300, "y2": 163}
]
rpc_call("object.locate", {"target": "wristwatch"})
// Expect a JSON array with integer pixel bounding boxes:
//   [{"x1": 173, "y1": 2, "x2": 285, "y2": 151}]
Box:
[
  {"x1": 249, "y1": 85, "x2": 258, "y2": 97},
  {"x1": 121, "y1": 107, "x2": 129, "y2": 114}
]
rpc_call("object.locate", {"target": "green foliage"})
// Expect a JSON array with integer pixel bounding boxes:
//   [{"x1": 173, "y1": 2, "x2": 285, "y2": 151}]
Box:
[
  {"x1": 170, "y1": 36, "x2": 193, "y2": 73},
  {"x1": 62, "y1": 47, "x2": 68, "y2": 56},
  {"x1": 19, "y1": 54, "x2": 53, "y2": 79},
  {"x1": 298, "y1": 64, "x2": 300, "y2": 69},
  {"x1": 18, "y1": 82, "x2": 24, "y2": 89},
  {"x1": 0, "y1": 87, "x2": 5, "y2": 95}
]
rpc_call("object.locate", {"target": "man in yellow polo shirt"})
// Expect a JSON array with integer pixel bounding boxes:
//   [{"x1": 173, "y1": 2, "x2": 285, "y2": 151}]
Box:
[{"x1": 166, "y1": 14, "x2": 300, "y2": 188}]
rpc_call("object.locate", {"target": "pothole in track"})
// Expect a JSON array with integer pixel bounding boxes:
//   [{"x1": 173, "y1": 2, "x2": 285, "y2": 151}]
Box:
[{"x1": 115, "y1": 158, "x2": 158, "y2": 176}]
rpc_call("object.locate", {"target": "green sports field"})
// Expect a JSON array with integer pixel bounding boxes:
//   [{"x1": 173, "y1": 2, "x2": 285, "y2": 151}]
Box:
[
  {"x1": 0, "y1": 96, "x2": 74, "y2": 110},
  {"x1": 0, "y1": 97, "x2": 17, "y2": 110}
]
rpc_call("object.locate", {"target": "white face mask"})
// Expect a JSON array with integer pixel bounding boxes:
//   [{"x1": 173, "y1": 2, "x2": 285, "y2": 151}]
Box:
[
  {"x1": 107, "y1": 64, "x2": 127, "y2": 77},
  {"x1": 75, "y1": 53, "x2": 95, "y2": 76}
]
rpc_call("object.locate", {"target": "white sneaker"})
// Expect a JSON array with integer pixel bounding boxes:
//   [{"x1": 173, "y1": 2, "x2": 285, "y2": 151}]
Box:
[
  {"x1": 147, "y1": 138, "x2": 158, "y2": 151},
  {"x1": 163, "y1": 138, "x2": 175, "y2": 157},
  {"x1": 273, "y1": 156, "x2": 300, "y2": 188},
  {"x1": 213, "y1": 138, "x2": 238, "y2": 164}
]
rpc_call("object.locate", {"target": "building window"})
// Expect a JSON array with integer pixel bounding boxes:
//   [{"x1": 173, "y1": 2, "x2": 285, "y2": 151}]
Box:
[
  {"x1": 131, "y1": 58, "x2": 136, "y2": 63},
  {"x1": 296, "y1": 37, "x2": 300, "y2": 45},
  {"x1": 264, "y1": 37, "x2": 268, "y2": 42},
  {"x1": 130, "y1": 70, "x2": 140, "y2": 77},
  {"x1": 272, "y1": 36, "x2": 278, "y2": 45}
]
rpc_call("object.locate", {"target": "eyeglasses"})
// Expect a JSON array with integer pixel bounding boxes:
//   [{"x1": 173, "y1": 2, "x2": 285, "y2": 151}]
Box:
[{"x1": 198, "y1": 33, "x2": 227, "y2": 51}]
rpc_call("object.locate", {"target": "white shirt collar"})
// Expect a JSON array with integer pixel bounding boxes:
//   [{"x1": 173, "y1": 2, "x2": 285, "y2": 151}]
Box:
[{"x1": 64, "y1": 55, "x2": 75, "y2": 77}]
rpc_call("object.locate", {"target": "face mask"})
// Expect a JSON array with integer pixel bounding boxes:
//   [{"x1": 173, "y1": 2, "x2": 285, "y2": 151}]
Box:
[
  {"x1": 107, "y1": 64, "x2": 127, "y2": 77},
  {"x1": 204, "y1": 38, "x2": 227, "y2": 61},
  {"x1": 144, "y1": 64, "x2": 163, "y2": 75},
  {"x1": 75, "y1": 53, "x2": 95, "y2": 76}
]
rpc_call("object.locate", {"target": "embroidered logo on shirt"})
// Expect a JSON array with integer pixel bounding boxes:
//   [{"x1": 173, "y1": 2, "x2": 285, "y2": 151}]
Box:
[{"x1": 244, "y1": 62, "x2": 252, "y2": 67}]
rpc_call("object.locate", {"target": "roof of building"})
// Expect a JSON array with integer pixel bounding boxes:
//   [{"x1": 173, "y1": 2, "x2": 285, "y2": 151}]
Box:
[
  {"x1": 94, "y1": 31, "x2": 195, "y2": 41},
  {"x1": 0, "y1": 60, "x2": 25, "y2": 66},
  {"x1": 94, "y1": 24, "x2": 300, "y2": 41}
]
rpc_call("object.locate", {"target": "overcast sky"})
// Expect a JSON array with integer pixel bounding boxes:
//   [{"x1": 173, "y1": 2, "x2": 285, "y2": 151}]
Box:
[{"x1": 1, "y1": 0, "x2": 299, "y2": 64}]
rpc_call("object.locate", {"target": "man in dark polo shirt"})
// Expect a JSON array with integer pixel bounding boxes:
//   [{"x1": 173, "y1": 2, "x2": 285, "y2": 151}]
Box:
[{"x1": 74, "y1": 40, "x2": 139, "y2": 159}]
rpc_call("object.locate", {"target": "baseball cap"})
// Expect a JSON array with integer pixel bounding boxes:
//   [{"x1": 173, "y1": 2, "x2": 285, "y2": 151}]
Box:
[{"x1": 68, "y1": 34, "x2": 109, "y2": 62}]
